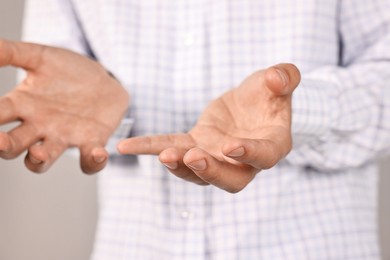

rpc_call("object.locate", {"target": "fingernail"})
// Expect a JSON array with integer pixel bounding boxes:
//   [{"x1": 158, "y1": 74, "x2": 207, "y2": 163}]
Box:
[
  {"x1": 227, "y1": 147, "x2": 245, "y2": 157},
  {"x1": 187, "y1": 159, "x2": 207, "y2": 171},
  {"x1": 116, "y1": 143, "x2": 125, "y2": 154},
  {"x1": 163, "y1": 162, "x2": 178, "y2": 170},
  {"x1": 94, "y1": 156, "x2": 106, "y2": 164},
  {"x1": 30, "y1": 155, "x2": 42, "y2": 165},
  {"x1": 275, "y1": 68, "x2": 288, "y2": 88}
]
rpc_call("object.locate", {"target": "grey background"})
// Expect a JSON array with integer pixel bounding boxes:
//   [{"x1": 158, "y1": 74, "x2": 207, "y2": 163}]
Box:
[{"x1": 0, "y1": 1, "x2": 389, "y2": 260}]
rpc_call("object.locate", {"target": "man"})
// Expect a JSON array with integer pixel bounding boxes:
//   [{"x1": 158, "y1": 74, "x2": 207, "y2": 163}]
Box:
[{"x1": 1, "y1": 0, "x2": 389, "y2": 259}]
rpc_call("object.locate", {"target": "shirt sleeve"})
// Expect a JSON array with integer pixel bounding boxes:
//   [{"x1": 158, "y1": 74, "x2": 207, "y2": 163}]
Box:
[
  {"x1": 22, "y1": 0, "x2": 91, "y2": 54},
  {"x1": 22, "y1": 0, "x2": 132, "y2": 155},
  {"x1": 287, "y1": 0, "x2": 390, "y2": 171}
]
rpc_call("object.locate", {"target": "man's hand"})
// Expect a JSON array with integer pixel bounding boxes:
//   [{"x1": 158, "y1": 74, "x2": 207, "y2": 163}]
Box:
[
  {"x1": 0, "y1": 39, "x2": 129, "y2": 173},
  {"x1": 118, "y1": 63, "x2": 300, "y2": 193}
]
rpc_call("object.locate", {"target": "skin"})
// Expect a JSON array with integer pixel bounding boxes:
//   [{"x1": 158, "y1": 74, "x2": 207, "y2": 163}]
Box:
[
  {"x1": 118, "y1": 63, "x2": 301, "y2": 193},
  {"x1": 0, "y1": 39, "x2": 301, "y2": 193},
  {"x1": 0, "y1": 39, "x2": 129, "y2": 173}
]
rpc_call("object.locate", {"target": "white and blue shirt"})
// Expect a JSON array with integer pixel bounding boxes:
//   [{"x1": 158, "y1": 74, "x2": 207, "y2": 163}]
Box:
[{"x1": 23, "y1": 0, "x2": 390, "y2": 259}]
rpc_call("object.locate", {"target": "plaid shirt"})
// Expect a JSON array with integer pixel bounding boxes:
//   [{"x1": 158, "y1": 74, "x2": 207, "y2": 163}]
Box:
[{"x1": 23, "y1": 0, "x2": 390, "y2": 259}]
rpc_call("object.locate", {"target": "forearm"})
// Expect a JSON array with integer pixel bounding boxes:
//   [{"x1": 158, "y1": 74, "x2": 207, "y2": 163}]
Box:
[
  {"x1": 288, "y1": 62, "x2": 390, "y2": 170},
  {"x1": 284, "y1": 0, "x2": 390, "y2": 171}
]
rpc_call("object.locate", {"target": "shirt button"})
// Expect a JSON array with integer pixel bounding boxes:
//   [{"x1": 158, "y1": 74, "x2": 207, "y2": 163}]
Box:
[
  {"x1": 183, "y1": 33, "x2": 195, "y2": 47},
  {"x1": 180, "y1": 210, "x2": 195, "y2": 219}
]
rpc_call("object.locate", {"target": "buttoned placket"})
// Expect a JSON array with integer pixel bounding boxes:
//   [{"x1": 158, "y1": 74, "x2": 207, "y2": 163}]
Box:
[{"x1": 170, "y1": 1, "x2": 207, "y2": 259}]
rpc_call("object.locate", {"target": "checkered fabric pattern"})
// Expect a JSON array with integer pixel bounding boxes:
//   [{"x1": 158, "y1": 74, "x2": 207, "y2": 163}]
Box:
[{"x1": 22, "y1": 0, "x2": 390, "y2": 259}]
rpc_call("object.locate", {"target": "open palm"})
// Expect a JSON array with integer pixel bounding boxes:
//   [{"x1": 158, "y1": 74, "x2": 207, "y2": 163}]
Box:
[
  {"x1": 0, "y1": 40, "x2": 129, "y2": 173},
  {"x1": 118, "y1": 64, "x2": 300, "y2": 193}
]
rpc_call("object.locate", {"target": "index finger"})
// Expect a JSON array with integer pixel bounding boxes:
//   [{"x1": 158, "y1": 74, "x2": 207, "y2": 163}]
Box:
[
  {"x1": 117, "y1": 133, "x2": 195, "y2": 155},
  {"x1": 0, "y1": 39, "x2": 44, "y2": 70}
]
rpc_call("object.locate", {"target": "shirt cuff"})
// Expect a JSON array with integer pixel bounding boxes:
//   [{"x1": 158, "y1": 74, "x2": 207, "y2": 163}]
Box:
[
  {"x1": 66, "y1": 117, "x2": 134, "y2": 158},
  {"x1": 105, "y1": 117, "x2": 134, "y2": 155},
  {"x1": 291, "y1": 78, "x2": 338, "y2": 147}
]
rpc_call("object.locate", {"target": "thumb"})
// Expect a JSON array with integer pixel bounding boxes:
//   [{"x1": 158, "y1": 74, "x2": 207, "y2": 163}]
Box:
[
  {"x1": 265, "y1": 63, "x2": 301, "y2": 96},
  {"x1": 0, "y1": 39, "x2": 44, "y2": 70}
]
